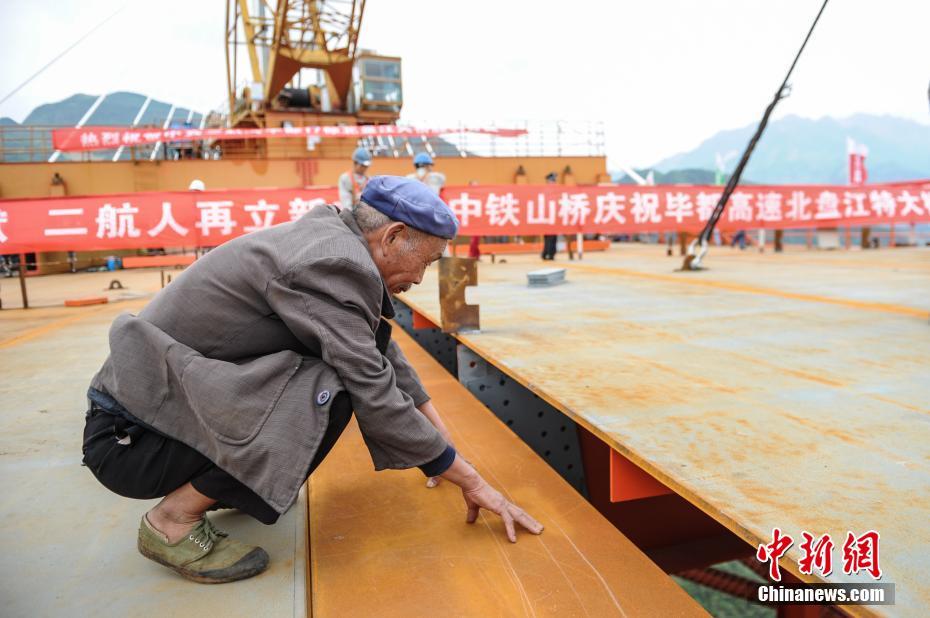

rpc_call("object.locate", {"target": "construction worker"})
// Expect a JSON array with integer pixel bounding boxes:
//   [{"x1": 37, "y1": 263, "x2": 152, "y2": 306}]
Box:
[
  {"x1": 407, "y1": 152, "x2": 445, "y2": 195},
  {"x1": 81, "y1": 176, "x2": 543, "y2": 584},
  {"x1": 338, "y1": 147, "x2": 372, "y2": 210},
  {"x1": 541, "y1": 172, "x2": 559, "y2": 260}
]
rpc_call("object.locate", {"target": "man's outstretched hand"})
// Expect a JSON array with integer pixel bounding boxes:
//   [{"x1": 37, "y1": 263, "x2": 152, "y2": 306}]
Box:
[{"x1": 440, "y1": 454, "x2": 544, "y2": 543}]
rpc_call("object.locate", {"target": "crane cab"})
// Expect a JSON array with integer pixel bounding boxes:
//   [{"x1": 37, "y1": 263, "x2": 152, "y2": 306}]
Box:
[{"x1": 354, "y1": 53, "x2": 402, "y2": 122}]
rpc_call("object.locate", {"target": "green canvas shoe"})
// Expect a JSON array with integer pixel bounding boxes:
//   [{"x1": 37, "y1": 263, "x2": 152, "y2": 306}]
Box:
[{"x1": 137, "y1": 515, "x2": 269, "y2": 584}]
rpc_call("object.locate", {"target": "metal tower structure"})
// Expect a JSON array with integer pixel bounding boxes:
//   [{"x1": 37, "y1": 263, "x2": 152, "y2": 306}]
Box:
[{"x1": 225, "y1": 0, "x2": 367, "y2": 127}]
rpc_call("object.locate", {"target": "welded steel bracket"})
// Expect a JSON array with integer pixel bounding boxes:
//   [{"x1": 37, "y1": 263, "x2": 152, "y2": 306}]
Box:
[
  {"x1": 609, "y1": 448, "x2": 672, "y2": 502},
  {"x1": 438, "y1": 257, "x2": 479, "y2": 333}
]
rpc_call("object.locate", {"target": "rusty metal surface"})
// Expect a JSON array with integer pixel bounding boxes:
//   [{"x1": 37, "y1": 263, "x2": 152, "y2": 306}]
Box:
[
  {"x1": 438, "y1": 256, "x2": 480, "y2": 333},
  {"x1": 400, "y1": 245, "x2": 930, "y2": 617},
  {"x1": 309, "y1": 327, "x2": 707, "y2": 617}
]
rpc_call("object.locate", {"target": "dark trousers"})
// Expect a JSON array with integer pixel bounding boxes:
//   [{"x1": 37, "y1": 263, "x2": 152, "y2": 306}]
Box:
[
  {"x1": 82, "y1": 393, "x2": 352, "y2": 525},
  {"x1": 542, "y1": 235, "x2": 557, "y2": 260}
]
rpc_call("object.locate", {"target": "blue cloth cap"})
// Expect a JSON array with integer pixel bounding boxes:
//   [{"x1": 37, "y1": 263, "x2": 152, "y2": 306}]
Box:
[{"x1": 360, "y1": 175, "x2": 459, "y2": 239}]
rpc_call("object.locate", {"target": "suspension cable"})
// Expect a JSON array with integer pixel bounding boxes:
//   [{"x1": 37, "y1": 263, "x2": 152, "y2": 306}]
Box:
[{"x1": 681, "y1": 0, "x2": 830, "y2": 271}]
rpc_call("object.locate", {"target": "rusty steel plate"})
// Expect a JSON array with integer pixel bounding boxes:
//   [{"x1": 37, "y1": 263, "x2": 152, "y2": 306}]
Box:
[{"x1": 400, "y1": 245, "x2": 930, "y2": 617}]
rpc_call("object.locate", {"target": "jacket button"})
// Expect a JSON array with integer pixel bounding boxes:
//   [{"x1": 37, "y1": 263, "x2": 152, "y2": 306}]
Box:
[{"x1": 316, "y1": 390, "x2": 331, "y2": 405}]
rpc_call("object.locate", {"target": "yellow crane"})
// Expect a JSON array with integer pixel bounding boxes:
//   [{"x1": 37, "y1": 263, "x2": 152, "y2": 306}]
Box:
[{"x1": 225, "y1": 0, "x2": 401, "y2": 127}]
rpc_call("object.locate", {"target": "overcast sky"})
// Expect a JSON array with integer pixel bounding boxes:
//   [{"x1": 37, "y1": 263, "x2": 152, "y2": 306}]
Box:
[{"x1": 1, "y1": 0, "x2": 928, "y2": 167}]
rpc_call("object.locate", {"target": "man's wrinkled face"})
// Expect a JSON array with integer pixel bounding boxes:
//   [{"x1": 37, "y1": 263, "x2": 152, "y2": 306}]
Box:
[{"x1": 371, "y1": 223, "x2": 447, "y2": 294}]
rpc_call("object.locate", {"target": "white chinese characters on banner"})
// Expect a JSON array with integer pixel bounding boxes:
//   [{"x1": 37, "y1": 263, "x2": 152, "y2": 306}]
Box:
[
  {"x1": 696, "y1": 192, "x2": 721, "y2": 222},
  {"x1": 527, "y1": 193, "x2": 556, "y2": 225},
  {"x1": 485, "y1": 193, "x2": 520, "y2": 227},
  {"x1": 897, "y1": 190, "x2": 925, "y2": 217},
  {"x1": 288, "y1": 197, "x2": 326, "y2": 221},
  {"x1": 558, "y1": 193, "x2": 591, "y2": 226},
  {"x1": 727, "y1": 192, "x2": 754, "y2": 223},
  {"x1": 756, "y1": 192, "x2": 783, "y2": 222},
  {"x1": 244, "y1": 200, "x2": 280, "y2": 233},
  {"x1": 448, "y1": 193, "x2": 483, "y2": 226},
  {"x1": 814, "y1": 191, "x2": 841, "y2": 220},
  {"x1": 45, "y1": 208, "x2": 89, "y2": 237},
  {"x1": 869, "y1": 190, "x2": 896, "y2": 218},
  {"x1": 101, "y1": 131, "x2": 121, "y2": 147},
  {"x1": 148, "y1": 202, "x2": 189, "y2": 237},
  {"x1": 96, "y1": 203, "x2": 141, "y2": 239},
  {"x1": 2, "y1": 183, "x2": 928, "y2": 253},
  {"x1": 844, "y1": 192, "x2": 869, "y2": 217},
  {"x1": 786, "y1": 191, "x2": 813, "y2": 221},
  {"x1": 664, "y1": 192, "x2": 694, "y2": 224},
  {"x1": 595, "y1": 193, "x2": 626, "y2": 225},
  {"x1": 630, "y1": 192, "x2": 661, "y2": 224},
  {"x1": 196, "y1": 201, "x2": 238, "y2": 237}
]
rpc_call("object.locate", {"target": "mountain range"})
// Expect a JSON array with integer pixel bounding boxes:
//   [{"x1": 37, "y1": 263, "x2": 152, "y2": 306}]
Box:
[
  {"x1": 0, "y1": 93, "x2": 207, "y2": 162},
  {"x1": 1, "y1": 92, "x2": 201, "y2": 129},
  {"x1": 646, "y1": 113, "x2": 929, "y2": 185}
]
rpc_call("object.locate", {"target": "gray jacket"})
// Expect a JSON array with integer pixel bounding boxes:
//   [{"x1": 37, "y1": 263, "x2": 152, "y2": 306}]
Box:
[{"x1": 90, "y1": 206, "x2": 447, "y2": 513}]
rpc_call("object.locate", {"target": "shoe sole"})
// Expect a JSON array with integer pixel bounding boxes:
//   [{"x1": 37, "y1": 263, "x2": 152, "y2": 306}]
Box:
[{"x1": 138, "y1": 541, "x2": 268, "y2": 584}]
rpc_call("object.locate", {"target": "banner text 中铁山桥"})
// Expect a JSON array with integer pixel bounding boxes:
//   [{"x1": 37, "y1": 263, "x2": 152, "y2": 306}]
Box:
[{"x1": 0, "y1": 183, "x2": 928, "y2": 253}]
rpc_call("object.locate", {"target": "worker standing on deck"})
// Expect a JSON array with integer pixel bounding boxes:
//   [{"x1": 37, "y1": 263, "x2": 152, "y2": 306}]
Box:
[
  {"x1": 81, "y1": 176, "x2": 543, "y2": 585},
  {"x1": 541, "y1": 172, "x2": 559, "y2": 260},
  {"x1": 338, "y1": 146, "x2": 372, "y2": 210},
  {"x1": 407, "y1": 152, "x2": 445, "y2": 195}
]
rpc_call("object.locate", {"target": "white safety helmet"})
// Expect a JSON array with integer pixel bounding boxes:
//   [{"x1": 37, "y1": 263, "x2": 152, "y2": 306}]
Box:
[{"x1": 188, "y1": 179, "x2": 206, "y2": 192}]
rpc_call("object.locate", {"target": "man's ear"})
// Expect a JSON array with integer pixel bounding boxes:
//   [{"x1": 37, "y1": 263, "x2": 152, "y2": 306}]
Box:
[{"x1": 381, "y1": 222, "x2": 407, "y2": 253}]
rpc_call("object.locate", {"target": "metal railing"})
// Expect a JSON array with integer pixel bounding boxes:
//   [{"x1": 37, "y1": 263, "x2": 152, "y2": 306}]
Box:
[{"x1": 0, "y1": 119, "x2": 605, "y2": 163}]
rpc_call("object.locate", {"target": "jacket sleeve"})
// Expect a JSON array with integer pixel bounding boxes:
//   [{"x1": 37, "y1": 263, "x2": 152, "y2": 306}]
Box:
[
  {"x1": 384, "y1": 339, "x2": 430, "y2": 407},
  {"x1": 265, "y1": 256, "x2": 447, "y2": 470},
  {"x1": 337, "y1": 173, "x2": 354, "y2": 211}
]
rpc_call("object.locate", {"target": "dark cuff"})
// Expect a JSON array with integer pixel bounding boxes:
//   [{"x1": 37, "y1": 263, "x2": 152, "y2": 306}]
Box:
[
  {"x1": 410, "y1": 388, "x2": 431, "y2": 408},
  {"x1": 418, "y1": 444, "x2": 456, "y2": 477}
]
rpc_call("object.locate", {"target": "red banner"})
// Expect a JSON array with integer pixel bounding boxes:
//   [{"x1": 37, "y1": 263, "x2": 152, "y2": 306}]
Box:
[
  {"x1": 442, "y1": 183, "x2": 930, "y2": 235},
  {"x1": 51, "y1": 125, "x2": 527, "y2": 152},
  {"x1": 1, "y1": 183, "x2": 928, "y2": 253}
]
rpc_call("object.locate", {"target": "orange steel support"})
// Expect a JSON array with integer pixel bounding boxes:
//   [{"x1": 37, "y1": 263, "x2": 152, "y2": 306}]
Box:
[
  {"x1": 64, "y1": 297, "x2": 108, "y2": 307},
  {"x1": 121, "y1": 255, "x2": 196, "y2": 268},
  {"x1": 411, "y1": 309, "x2": 436, "y2": 330},
  {"x1": 609, "y1": 448, "x2": 673, "y2": 502}
]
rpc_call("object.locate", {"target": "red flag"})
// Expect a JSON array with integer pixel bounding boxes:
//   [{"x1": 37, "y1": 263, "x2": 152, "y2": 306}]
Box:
[{"x1": 847, "y1": 137, "x2": 868, "y2": 186}]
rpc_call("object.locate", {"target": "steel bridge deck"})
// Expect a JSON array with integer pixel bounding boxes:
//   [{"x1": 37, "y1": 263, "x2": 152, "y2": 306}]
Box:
[{"x1": 399, "y1": 244, "x2": 930, "y2": 616}]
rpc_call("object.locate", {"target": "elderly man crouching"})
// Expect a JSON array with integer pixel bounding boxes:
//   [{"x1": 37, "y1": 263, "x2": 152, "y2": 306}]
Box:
[{"x1": 81, "y1": 176, "x2": 543, "y2": 584}]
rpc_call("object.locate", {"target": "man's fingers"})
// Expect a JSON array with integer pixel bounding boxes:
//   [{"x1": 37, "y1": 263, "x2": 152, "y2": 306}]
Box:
[
  {"x1": 502, "y1": 510, "x2": 517, "y2": 543},
  {"x1": 466, "y1": 503, "x2": 479, "y2": 524},
  {"x1": 426, "y1": 476, "x2": 440, "y2": 488},
  {"x1": 464, "y1": 493, "x2": 480, "y2": 524},
  {"x1": 512, "y1": 506, "x2": 545, "y2": 535}
]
